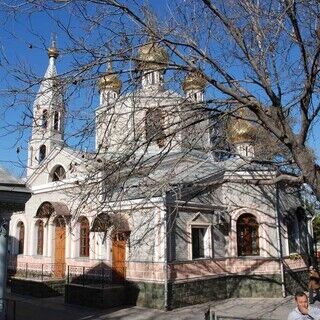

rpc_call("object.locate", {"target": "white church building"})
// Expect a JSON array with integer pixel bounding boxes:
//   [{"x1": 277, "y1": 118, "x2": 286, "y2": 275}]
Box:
[{"x1": 8, "y1": 38, "x2": 313, "y2": 309}]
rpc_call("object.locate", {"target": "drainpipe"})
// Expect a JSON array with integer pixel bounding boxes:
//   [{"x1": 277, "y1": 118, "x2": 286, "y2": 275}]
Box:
[
  {"x1": 275, "y1": 182, "x2": 286, "y2": 297},
  {"x1": 163, "y1": 191, "x2": 169, "y2": 311},
  {"x1": 309, "y1": 215, "x2": 317, "y2": 266}
]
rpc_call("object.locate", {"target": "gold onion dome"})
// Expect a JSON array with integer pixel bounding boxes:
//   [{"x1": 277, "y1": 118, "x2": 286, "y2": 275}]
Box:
[
  {"x1": 48, "y1": 46, "x2": 59, "y2": 59},
  {"x1": 98, "y1": 65, "x2": 122, "y2": 94},
  {"x1": 228, "y1": 108, "x2": 256, "y2": 144},
  {"x1": 137, "y1": 41, "x2": 169, "y2": 71},
  {"x1": 182, "y1": 71, "x2": 206, "y2": 92}
]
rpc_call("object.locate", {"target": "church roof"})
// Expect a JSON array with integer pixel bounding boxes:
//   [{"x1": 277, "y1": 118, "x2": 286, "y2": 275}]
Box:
[
  {"x1": 102, "y1": 152, "x2": 276, "y2": 202},
  {"x1": 222, "y1": 157, "x2": 274, "y2": 173},
  {"x1": 103, "y1": 152, "x2": 224, "y2": 201},
  {"x1": 0, "y1": 167, "x2": 22, "y2": 185},
  {"x1": 0, "y1": 167, "x2": 31, "y2": 205}
]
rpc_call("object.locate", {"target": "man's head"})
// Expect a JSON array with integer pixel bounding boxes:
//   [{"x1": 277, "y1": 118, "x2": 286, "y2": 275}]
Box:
[{"x1": 295, "y1": 291, "x2": 308, "y2": 312}]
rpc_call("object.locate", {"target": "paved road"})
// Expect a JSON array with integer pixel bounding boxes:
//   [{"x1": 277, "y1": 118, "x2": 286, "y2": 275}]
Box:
[{"x1": 5, "y1": 292, "x2": 317, "y2": 320}]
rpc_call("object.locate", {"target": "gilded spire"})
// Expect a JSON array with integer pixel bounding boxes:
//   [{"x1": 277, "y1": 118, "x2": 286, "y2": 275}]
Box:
[{"x1": 47, "y1": 33, "x2": 59, "y2": 59}]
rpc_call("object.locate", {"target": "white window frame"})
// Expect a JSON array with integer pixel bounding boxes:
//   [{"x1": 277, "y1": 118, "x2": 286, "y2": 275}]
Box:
[{"x1": 188, "y1": 220, "x2": 213, "y2": 260}]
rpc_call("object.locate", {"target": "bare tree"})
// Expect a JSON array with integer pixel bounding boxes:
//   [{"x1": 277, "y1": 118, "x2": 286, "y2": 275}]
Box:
[{"x1": 0, "y1": 0, "x2": 319, "y2": 201}]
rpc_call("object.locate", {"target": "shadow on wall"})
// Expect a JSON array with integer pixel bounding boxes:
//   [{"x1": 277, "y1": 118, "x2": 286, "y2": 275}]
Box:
[{"x1": 65, "y1": 262, "x2": 128, "y2": 309}]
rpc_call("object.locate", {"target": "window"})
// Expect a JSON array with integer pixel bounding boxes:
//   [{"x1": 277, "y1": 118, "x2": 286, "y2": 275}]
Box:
[
  {"x1": 51, "y1": 165, "x2": 66, "y2": 182},
  {"x1": 42, "y1": 110, "x2": 48, "y2": 129},
  {"x1": 237, "y1": 214, "x2": 259, "y2": 256},
  {"x1": 192, "y1": 227, "x2": 206, "y2": 259},
  {"x1": 39, "y1": 145, "x2": 46, "y2": 163},
  {"x1": 287, "y1": 208, "x2": 307, "y2": 254},
  {"x1": 287, "y1": 219, "x2": 299, "y2": 254},
  {"x1": 37, "y1": 221, "x2": 44, "y2": 255},
  {"x1": 145, "y1": 109, "x2": 165, "y2": 147},
  {"x1": 191, "y1": 226, "x2": 212, "y2": 259},
  {"x1": 18, "y1": 222, "x2": 25, "y2": 254},
  {"x1": 53, "y1": 111, "x2": 59, "y2": 131},
  {"x1": 79, "y1": 217, "x2": 90, "y2": 257}
]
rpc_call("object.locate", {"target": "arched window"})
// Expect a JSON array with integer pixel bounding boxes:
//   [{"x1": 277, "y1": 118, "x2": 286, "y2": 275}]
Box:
[
  {"x1": 79, "y1": 217, "x2": 90, "y2": 257},
  {"x1": 237, "y1": 214, "x2": 259, "y2": 256},
  {"x1": 145, "y1": 109, "x2": 165, "y2": 147},
  {"x1": 18, "y1": 222, "x2": 25, "y2": 255},
  {"x1": 51, "y1": 165, "x2": 66, "y2": 182},
  {"x1": 42, "y1": 110, "x2": 48, "y2": 128},
  {"x1": 39, "y1": 145, "x2": 46, "y2": 163},
  {"x1": 37, "y1": 221, "x2": 44, "y2": 255},
  {"x1": 53, "y1": 111, "x2": 59, "y2": 131}
]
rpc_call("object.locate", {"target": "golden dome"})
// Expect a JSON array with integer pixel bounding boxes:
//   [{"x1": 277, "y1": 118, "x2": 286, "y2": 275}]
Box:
[
  {"x1": 98, "y1": 68, "x2": 122, "y2": 94},
  {"x1": 137, "y1": 42, "x2": 169, "y2": 71},
  {"x1": 182, "y1": 71, "x2": 206, "y2": 92},
  {"x1": 48, "y1": 46, "x2": 59, "y2": 59},
  {"x1": 227, "y1": 108, "x2": 256, "y2": 144}
]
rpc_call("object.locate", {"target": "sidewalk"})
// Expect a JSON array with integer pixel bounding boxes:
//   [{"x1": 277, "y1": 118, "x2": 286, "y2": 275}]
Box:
[{"x1": 6, "y1": 292, "x2": 315, "y2": 320}]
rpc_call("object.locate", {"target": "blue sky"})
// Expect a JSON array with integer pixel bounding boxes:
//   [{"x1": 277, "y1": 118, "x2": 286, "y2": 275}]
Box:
[
  {"x1": 0, "y1": 6, "x2": 98, "y2": 177},
  {"x1": 0, "y1": 2, "x2": 319, "y2": 178}
]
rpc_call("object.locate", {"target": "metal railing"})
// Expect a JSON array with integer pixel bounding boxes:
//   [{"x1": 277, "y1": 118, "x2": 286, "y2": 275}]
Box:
[
  {"x1": 204, "y1": 308, "x2": 279, "y2": 320},
  {"x1": 67, "y1": 264, "x2": 114, "y2": 288},
  {"x1": 8, "y1": 261, "x2": 126, "y2": 287},
  {"x1": 8, "y1": 262, "x2": 65, "y2": 280}
]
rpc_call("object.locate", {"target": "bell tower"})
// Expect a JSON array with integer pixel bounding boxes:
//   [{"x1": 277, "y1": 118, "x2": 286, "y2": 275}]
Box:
[{"x1": 27, "y1": 35, "x2": 65, "y2": 177}]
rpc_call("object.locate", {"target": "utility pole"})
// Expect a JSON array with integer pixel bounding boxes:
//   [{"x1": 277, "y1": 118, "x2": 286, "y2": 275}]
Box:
[{"x1": 0, "y1": 216, "x2": 9, "y2": 320}]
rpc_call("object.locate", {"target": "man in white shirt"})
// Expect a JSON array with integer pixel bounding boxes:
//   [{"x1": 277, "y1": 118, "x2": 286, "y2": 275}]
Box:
[{"x1": 288, "y1": 291, "x2": 320, "y2": 320}]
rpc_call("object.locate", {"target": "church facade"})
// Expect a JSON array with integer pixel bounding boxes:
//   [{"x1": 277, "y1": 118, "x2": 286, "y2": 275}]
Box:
[{"x1": 8, "y1": 39, "x2": 312, "y2": 309}]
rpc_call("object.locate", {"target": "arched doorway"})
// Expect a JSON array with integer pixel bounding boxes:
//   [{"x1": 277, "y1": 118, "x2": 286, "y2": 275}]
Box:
[
  {"x1": 92, "y1": 212, "x2": 130, "y2": 283},
  {"x1": 54, "y1": 216, "x2": 66, "y2": 278}
]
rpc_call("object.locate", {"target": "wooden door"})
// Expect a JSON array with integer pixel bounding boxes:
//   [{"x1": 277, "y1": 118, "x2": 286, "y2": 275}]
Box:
[
  {"x1": 54, "y1": 225, "x2": 66, "y2": 278},
  {"x1": 112, "y1": 234, "x2": 126, "y2": 283}
]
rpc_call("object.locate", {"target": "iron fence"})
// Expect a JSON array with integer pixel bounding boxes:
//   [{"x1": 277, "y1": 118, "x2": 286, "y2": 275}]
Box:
[
  {"x1": 67, "y1": 264, "x2": 114, "y2": 288},
  {"x1": 8, "y1": 262, "x2": 65, "y2": 280},
  {"x1": 204, "y1": 308, "x2": 279, "y2": 320},
  {"x1": 8, "y1": 261, "x2": 126, "y2": 287}
]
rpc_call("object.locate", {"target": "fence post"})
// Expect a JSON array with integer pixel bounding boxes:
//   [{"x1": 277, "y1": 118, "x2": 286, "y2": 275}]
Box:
[
  {"x1": 67, "y1": 265, "x2": 69, "y2": 284},
  {"x1": 82, "y1": 267, "x2": 85, "y2": 287},
  {"x1": 41, "y1": 264, "x2": 44, "y2": 281},
  {"x1": 25, "y1": 263, "x2": 28, "y2": 279},
  {"x1": 204, "y1": 307, "x2": 217, "y2": 320},
  {"x1": 210, "y1": 310, "x2": 216, "y2": 320}
]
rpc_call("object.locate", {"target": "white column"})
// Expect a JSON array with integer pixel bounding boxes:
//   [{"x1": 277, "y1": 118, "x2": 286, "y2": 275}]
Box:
[
  {"x1": 29, "y1": 222, "x2": 35, "y2": 256},
  {"x1": 43, "y1": 222, "x2": 48, "y2": 256},
  {"x1": 65, "y1": 225, "x2": 71, "y2": 259},
  {"x1": 47, "y1": 222, "x2": 54, "y2": 258},
  {"x1": 70, "y1": 228, "x2": 76, "y2": 259},
  {"x1": 106, "y1": 235, "x2": 112, "y2": 262},
  {"x1": 89, "y1": 232, "x2": 95, "y2": 260}
]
